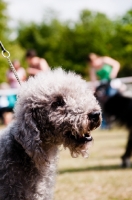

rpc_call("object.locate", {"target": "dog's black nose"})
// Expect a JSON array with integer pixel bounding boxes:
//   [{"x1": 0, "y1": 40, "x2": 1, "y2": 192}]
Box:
[{"x1": 88, "y1": 111, "x2": 100, "y2": 122}]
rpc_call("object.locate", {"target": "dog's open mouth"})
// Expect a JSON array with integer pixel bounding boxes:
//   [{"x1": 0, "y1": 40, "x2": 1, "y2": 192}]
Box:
[{"x1": 64, "y1": 131, "x2": 93, "y2": 143}]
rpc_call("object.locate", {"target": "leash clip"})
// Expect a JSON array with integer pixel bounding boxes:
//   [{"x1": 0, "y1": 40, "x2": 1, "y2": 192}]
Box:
[
  {"x1": 0, "y1": 41, "x2": 10, "y2": 58},
  {"x1": 0, "y1": 41, "x2": 21, "y2": 85}
]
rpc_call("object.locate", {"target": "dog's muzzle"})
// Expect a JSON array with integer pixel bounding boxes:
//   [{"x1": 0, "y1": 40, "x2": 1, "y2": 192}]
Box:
[{"x1": 63, "y1": 111, "x2": 101, "y2": 144}]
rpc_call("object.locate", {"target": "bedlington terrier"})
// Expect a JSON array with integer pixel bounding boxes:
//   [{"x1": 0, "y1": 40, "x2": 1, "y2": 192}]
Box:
[{"x1": 0, "y1": 68, "x2": 101, "y2": 200}]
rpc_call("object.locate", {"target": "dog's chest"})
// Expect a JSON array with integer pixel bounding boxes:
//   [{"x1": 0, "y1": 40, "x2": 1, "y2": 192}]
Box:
[{"x1": 34, "y1": 150, "x2": 59, "y2": 200}]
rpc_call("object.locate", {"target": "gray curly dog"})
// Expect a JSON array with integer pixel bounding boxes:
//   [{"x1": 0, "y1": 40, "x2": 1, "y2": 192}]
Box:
[{"x1": 0, "y1": 68, "x2": 101, "y2": 200}]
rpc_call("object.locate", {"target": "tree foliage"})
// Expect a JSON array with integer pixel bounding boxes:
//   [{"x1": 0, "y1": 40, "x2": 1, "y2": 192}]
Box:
[
  {"x1": 0, "y1": 0, "x2": 9, "y2": 41},
  {"x1": 0, "y1": 0, "x2": 25, "y2": 83},
  {"x1": 17, "y1": 10, "x2": 116, "y2": 77},
  {"x1": 0, "y1": 0, "x2": 10, "y2": 83}
]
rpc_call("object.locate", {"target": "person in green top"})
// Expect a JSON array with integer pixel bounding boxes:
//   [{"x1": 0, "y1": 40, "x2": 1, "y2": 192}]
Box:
[
  {"x1": 87, "y1": 53, "x2": 120, "y2": 90},
  {"x1": 87, "y1": 53, "x2": 120, "y2": 129}
]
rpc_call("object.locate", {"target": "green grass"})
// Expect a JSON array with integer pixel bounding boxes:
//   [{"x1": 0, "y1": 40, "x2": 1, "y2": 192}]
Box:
[{"x1": 54, "y1": 127, "x2": 132, "y2": 200}]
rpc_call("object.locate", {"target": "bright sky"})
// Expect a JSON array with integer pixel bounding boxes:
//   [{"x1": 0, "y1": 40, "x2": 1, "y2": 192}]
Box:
[{"x1": 6, "y1": 0, "x2": 132, "y2": 27}]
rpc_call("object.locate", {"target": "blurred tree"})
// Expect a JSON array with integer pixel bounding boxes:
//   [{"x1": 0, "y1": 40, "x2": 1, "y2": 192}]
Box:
[
  {"x1": 16, "y1": 8, "x2": 132, "y2": 79},
  {"x1": 110, "y1": 10, "x2": 132, "y2": 77},
  {"x1": 17, "y1": 10, "x2": 115, "y2": 78},
  {"x1": 0, "y1": 0, "x2": 25, "y2": 83},
  {"x1": 63, "y1": 10, "x2": 115, "y2": 77},
  {"x1": 17, "y1": 19, "x2": 65, "y2": 67},
  {"x1": 0, "y1": 0, "x2": 10, "y2": 83},
  {"x1": 0, "y1": 0, "x2": 9, "y2": 41}
]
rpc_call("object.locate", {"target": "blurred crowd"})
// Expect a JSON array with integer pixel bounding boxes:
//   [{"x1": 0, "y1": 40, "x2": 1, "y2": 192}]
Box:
[
  {"x1": 0, "y1": 49, "x2": 50, "y2": 125},
  {"x1": 0, "y1": 50, "x2": 125, "y2": 127}
]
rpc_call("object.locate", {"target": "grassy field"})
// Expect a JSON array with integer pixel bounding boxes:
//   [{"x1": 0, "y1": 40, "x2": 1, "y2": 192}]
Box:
[{"x1": 54, "y1": 127, "x2": 132, "y2": 200}]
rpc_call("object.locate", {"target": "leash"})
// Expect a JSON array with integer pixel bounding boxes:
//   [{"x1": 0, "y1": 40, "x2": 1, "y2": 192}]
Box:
[{"x1": 0, "y1": 41, "x2": 21, "y2": 86}]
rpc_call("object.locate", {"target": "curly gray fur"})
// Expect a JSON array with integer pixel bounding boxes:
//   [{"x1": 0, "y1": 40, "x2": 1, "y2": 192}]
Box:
[{"x1": 0, "y1": 68, "x2": 101, "y2": 200}]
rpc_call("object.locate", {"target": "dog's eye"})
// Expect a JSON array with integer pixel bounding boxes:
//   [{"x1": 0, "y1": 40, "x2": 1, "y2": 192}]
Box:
[{"x1": 51, "y1": 96, "x2": 65, "y2": 110}]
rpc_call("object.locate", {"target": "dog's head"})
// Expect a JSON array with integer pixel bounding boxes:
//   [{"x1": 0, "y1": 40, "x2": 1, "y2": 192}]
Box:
[
  {"x1": 44, "y1": 93, "x2": 101, "y2": 158},
  {"x1": 14, "y1": 68, "x2": 101, "y2": 165}
]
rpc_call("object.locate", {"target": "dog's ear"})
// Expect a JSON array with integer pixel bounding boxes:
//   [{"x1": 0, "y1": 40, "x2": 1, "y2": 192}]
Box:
[{"x1": 14, "y1": 108, "x2": 48, "y2": 168}]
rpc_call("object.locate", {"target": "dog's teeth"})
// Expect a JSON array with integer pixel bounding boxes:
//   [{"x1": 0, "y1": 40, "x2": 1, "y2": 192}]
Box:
[{"x1": 86, "y1": 135, "x2": 92, "y2": 140}]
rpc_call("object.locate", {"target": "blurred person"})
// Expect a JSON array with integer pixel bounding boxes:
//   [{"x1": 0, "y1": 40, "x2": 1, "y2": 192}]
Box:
[
  {"x1": 5, "y1": 60, "x2": 26, "y2": 125},
  {"x1": 3, "y1": 112, "x2": 13, "y2": 126},
  {"x1": 6, "y1": 60, "x2": 26, "y2": 88},
  {"x1": 25, "y1": 49, "x2": 50, "y2": 77},
  {"x1": 0, "y1": 83, "x2": 16, "y2": 126},
  {"x1": 87, "y1": 53, "x2": 120, "y2": 90},
  {"x1": 87, "y1": 53, "x2": 120, "y2": 129}
]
